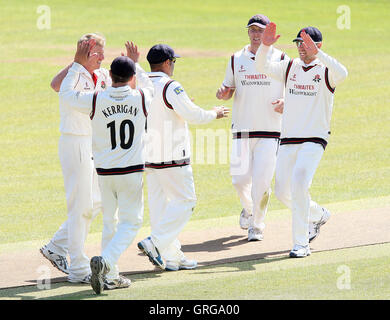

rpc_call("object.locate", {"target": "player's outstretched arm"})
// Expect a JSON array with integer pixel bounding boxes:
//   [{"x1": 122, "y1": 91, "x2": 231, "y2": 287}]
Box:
[
  {"x1": 50, "y1": 63, "x2": 73, "y2": 92},
  {"x1": 166, "y1": 83, "x2": 228, "y2": 124},
  {"x1": 124, "y1": 41, "x2": 140, "y2": 63},
  {"x1": 123, "y1": 41, "x2": 155, "y2": 109},
  {"x1": 262, "y1": 22, "x2": 280, "y2": 46},
  {"x1": 51, "y1": 39, "x2": 98, "y2": 92},
  {"x1": 213, "y1": 106, "x2": 230, "y2": 119},
  {"x1": 255, "y1": 22, "x2": 288, "y2": 83},
  {"x1": 58, "y1": 40, "x2": 95, "y2": 114}
]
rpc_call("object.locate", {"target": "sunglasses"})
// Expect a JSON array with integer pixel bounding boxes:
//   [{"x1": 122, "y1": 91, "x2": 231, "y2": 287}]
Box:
[
  {"x1": 170, "y1": 57, "x2": 176, "y2": 63},
  {"x1": 295, "y1": 41, "x2": 321, "y2": 48}
]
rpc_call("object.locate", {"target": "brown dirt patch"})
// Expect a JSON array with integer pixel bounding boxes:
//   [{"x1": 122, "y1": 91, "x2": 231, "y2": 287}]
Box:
[{"x1": 0, "y1": 206, "x2": 389, "y2": 289}]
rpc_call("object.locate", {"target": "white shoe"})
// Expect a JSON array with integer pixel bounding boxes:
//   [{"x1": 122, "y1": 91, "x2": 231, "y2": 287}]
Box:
[
  {"x1": 309, "y1": 207, "x2": 331, "y2": 243},
  {"x1": 248, "y1": 227, "x2": 263, "y2": 241},
  {"x1": 289, "y1": 245, "x2": 311, "y2": 258},
  {"x1": 104, "y1": 275, "x2": 131, "y2": 290},
  {"x1": 239, "y1": 209, "x2": 252, "y2": 230},
  {"x1": 165, "y1": 258, "x2": 197, "y2": 271},
  {"x1": 90, "y1": 256, "x2": 109, "y2": 294},
  {"x1": 40, "y1": 245, "x2": 69, "y2": 275},
  {"x1": 137, "y1": 237, "x2": 166, "y2": 270},
  {"x1": 68, "y1": 273, "x2": 92, "y2": 284}
]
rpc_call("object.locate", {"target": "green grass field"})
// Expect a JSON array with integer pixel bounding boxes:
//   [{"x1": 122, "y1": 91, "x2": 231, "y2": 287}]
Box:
[
  {"x1": 1, "y1": 243, "x2": 389, "y2": 300},
  {"x1": 0, "y1": 0, "x2": 389, "y2": 300}
]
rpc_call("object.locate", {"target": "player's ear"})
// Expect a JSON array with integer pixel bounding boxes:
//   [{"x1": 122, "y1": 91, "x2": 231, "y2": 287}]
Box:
[
  {"x1": 129, "y1": 75, "x2": 136, "y2": 89},
  {"x1": 317, "y1": 42, "x2": 322, "y2": 49}
]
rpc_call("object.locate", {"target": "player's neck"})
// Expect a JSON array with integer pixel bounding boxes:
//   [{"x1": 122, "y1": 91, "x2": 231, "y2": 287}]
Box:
[
  {"x1": 248, "y1": 44, "x2": 260, "y2": 55},
  {"x1": 112, "y1": 82, "x2": 128, "y2": 88},
  {"x1": 302, "y1": 56, "x2": 316, "y2": 65}
]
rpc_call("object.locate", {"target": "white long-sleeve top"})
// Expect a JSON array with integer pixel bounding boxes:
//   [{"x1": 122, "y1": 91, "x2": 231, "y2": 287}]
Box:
[
  {"x1": 222, "y1": 45, "x2": 286, "y2": 136},
  {"x1": 59, "y1": 62, "x2": 154, "y2": 173},
  {"x1": 58, "y1": 64, "x2": 111, "y2": 136},
  {"x1": 255, "y1": 44, "x2": 348, "y2": 144},
  {"x1": 145, "y1": 71, "x2": 217, "y2": 165}
]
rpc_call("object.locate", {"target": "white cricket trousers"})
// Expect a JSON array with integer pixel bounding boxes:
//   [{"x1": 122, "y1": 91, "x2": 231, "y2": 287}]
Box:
[
  {"x1": 99, "y1": 172, "x2": 144, "y2": 281},
  {"x1": 47, "y1": 134, "x2": 101, "y2": 279},
  {"x1": 275, "y1": 142, "x2": 326, "y2": 247},
  {"x1": 147, "y1": 165, "x2": 196, "y2": 262},
  {"x1": 230, "y1": 138, "x2": 278, "y2": 231}
]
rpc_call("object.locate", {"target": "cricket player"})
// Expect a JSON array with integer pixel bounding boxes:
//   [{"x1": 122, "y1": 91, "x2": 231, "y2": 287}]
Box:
[
  {"x1": 256, "y1": 23, "x2": 348, "y2": 257},
  {"x1": 40, "y1": 33, "x2": 110, "y2": 283},
  {"x1": 59, "y1": 40, "x2": 154, "y2": 294},
  {"x1": 137, "y1": 44, "x2": 229, "y2": 271},
  {"x1": 216, "y1": 14, "x2": 287, "y2": 241}
]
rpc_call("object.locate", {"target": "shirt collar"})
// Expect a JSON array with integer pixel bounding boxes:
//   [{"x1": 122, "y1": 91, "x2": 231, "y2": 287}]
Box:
[
  {"x1": 299, "y1": 58, "x2": 320, "y2": 67},
  {"x1": 106, "y1": 85, "x2": 131, "y2": 92},
  {"x1": 148, "y1": 71, "x2": 170, "y2": 78},
  {"x1": 244, "y1": 44, "x2": 273, "y2": 59}
]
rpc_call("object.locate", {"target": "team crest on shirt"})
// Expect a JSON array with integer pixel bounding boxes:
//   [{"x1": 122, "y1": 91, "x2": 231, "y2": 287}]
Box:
[
  {"x1": 174, "y1": 86, "x2": 184, "y2": 95},
  {"x1": 238, "y1": 65, "x2": 246, "y2": 72},
  {"x1": 313, "y1": 74, "x2": 321, "y2": 82},
  {"x1": 101, "y1": 81, "x2": 106, "y2": 89},
  {"x1": 84, "y1": 82, "x2": 91, "y2": 90},
  {"x1": 289, "y1": 74, "x2": 297, "y2": 82}
]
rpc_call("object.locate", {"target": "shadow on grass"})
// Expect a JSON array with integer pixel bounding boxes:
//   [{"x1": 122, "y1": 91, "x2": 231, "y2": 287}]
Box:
[
  {"x1": 182, "y1": 235, "x2": 247, "y2": 252},
  {"x1": 0, "y1": 271, "x2": 164, "y2": 300},
  {"x1": 0, "y1": 234, "x2": 292, "y2": 299}
]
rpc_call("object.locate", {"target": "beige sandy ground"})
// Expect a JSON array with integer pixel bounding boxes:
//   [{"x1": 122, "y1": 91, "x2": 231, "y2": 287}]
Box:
[{"x1": 0, "y1": 207, "x2": 389, "y2": 289}]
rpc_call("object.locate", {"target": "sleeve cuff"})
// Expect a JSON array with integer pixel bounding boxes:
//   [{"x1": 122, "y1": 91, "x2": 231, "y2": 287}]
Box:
[{"x1": 211, "y1": 110, "x2": 218, "y2": 119}]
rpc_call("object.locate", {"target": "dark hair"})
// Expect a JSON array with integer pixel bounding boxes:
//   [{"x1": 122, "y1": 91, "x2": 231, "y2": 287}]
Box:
[{"x1": 111, "y1": 72, "x2": 132, "y2": 83}]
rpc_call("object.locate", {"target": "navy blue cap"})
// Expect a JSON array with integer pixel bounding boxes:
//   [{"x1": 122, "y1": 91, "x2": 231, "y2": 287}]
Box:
[
  {"x1": 110, "y1": 56, "x2": 136, "y2": 79},
  {"x1": 147, "y1": 44, "x2": 180, "y2": 64},
  {"x1": 246, "y1": 14, "x2": 270, "y2": 29},
  {"x1": 293, "y1": 27, "x2": 322, "y2": 42}
]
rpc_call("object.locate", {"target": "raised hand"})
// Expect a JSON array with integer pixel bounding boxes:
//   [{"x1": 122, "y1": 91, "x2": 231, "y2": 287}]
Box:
[
  {"x1": 124, "y1": 41, "x2": 140, "y2": 63},
  {"x1": 74, "y1": 40, "x2": 93, "y2": 66},
  {"x1": 262, "y1": 22, "x2": 280, "y2": 46},
  {"x1": 300, "y1": 31, "x2": 319, "y2": 56}
]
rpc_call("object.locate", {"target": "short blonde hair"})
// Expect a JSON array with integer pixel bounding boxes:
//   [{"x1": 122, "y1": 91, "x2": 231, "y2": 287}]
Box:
[{"x1": 78, "y1": 32, "x2": 106, "y2": 47}]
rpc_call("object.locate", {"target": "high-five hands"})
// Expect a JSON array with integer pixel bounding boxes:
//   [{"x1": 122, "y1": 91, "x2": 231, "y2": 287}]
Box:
[
  {"x1": 122, "y1": 41, "x2": 140, "y2": 63},
  {"x1": 74, "y1": 40, "x2": 94, "y2": 65},
  {"x1": 300, "y1": 31, "x2": 319, "y2": 56},
  {"x1": 261, "y1": 22, "x2": 281, "y2": 46}
]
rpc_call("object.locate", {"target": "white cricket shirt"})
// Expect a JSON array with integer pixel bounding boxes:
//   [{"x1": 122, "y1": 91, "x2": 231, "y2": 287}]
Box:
[
  {"x1": 222, "y1": 45, "x2": 286, "y2": 137},
  {"x1": 256, "y1": 45, "x2": 348, "y2": 147},
  {"x1": 145, "y1": 72, "x2": 217, "y2": 166},
  {"x1": 59, "y1": 63, "x2": 154, "y2": 174},
  {"x1": 58, "y1": 64, "x2": 111, "y2": 136}
]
